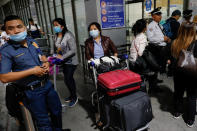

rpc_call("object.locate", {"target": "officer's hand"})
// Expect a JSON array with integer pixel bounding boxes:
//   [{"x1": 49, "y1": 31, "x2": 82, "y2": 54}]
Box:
[
  {"x1": 164, "y1": 36, "x2": 169, "y2": 42},
  {"x1": 167, "y1": 38, "x2": 171, "y2": 43},
  {"x1": 41, "y1": 62, "x2": 50, "y2": 73},
  {"x1": 33, "y1": 66, "x2": 47, "y2": 77},
  {"x1": 167, "y1": 59, "x2": 171, "y2": 64}
]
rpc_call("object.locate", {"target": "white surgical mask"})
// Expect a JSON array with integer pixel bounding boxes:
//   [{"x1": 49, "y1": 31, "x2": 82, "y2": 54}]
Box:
[
  {"x1": 89, "y1": 30, "x2": 99, "y2": 38},
  {"x1": 9, "y1": 30, "x2": 27, "y2": 42}
]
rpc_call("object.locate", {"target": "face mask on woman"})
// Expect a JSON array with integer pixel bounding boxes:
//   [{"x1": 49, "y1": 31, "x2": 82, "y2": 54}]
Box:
[
  {"x1": 9, "y1": 30, "x2": 27, "y2": 42},
  {"x1": 54, "y1": 26, "x2": 62, "y2": 33},
  {"x1": 89, "y1": 30, "x2": 99, "y2": 38}
]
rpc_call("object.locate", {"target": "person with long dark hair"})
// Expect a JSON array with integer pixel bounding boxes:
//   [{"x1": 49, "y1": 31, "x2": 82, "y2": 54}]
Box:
[
  {"x1": 53, "y1": 18, "x2": 78, "y2": 107},
  {"x1": 130, "y1": 19, "x2": 148, "y2": 67},
  {"x1": 171, "y1": 22, "x2": 197, "y2": 127},
  {"x1": 85, "y1": 22, "x2": 118, "y2": 61},
  {"x1": 130, "y1": 19, "x2": 159, "y2": 93}
]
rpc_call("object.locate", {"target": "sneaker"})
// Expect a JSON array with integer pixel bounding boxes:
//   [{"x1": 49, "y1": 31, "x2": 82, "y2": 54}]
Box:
[
  {"x1": 64, "y1": 97, "x2": 72, "y2": 103},
  {"x1": 173, "y1": 112, "x2": 182, "y2": 119},
  {"x1": 68, "y1": 97, "x2": 78, "y2": 107},
  {"x1": 186, "y1": 120, "x2": 194, "y2": 128}
]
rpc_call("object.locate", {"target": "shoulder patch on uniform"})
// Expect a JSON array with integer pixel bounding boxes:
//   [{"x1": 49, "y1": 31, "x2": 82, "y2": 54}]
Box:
[{"x1": 32, "y1": 42, "x2": 39, "y2": 48}]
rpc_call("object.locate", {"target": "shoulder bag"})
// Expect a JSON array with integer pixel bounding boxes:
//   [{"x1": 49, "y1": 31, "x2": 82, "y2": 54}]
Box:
[
  {"x1": 142, "y1": 48, "x2": 160, "y2": 71},
  {"x1": 177, "y1": 43, "x2": 197, "y2": 75},
  {"x1": 132, "y1": 40, "x2": 147, "y2": 71}
]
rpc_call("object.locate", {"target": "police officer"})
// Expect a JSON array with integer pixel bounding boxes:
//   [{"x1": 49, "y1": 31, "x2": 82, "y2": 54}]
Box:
[
  {"x1": 182, "y1": 9, "x2": 193, "y2": 23},
  {"x1": 146, "y1": 7, "x2": 171, "y2": 93},
  {"x1": 0, "y1": 15, "x2": 69, "y2": 131}
]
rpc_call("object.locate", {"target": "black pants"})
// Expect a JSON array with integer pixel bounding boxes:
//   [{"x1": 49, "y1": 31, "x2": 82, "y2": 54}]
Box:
[
  {"x1": 173, "y1": 70, "x2": 197, "y2": 121},
  {"x1": 147, "y1": 44, "x2": 168, "y2": 72},
  {"x1": 63, "y1": 64, "x2": 77, "y2": 100},
  {"x1": 147, "y1": 72, "x2": 158, "y2": 89}
]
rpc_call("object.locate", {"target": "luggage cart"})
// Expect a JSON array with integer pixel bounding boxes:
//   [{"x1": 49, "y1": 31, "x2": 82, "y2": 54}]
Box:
[
  {"x1": 89, "y1": 55, "x2": 151, "y2": 131},
  {"x1": 90, "y1": 55, "x2": 128, "y2": 129},
  {"x1": 90, "y1": 55, "x2": 129, "y2": 106}
]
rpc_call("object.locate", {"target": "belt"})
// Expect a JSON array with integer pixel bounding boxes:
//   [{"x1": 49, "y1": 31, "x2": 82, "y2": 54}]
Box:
[{"x1": 26, "y1": 80, "x2": 47, "y2": 90}]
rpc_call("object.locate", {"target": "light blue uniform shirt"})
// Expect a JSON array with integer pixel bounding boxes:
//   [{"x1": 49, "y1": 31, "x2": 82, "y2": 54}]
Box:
[{"x1": 94, "y1": 39, "x2": 104, "y2": 59}]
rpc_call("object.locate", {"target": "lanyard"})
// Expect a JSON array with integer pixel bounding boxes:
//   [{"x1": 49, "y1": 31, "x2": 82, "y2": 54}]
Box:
[{"x1": 158, "y1": 23, "x2": 165, "y2": 36}]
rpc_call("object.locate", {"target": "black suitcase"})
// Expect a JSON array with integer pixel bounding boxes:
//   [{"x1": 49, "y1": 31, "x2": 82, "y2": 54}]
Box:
[{"x1": 108, "y1": 91, "x2": 153, "y2": 131}]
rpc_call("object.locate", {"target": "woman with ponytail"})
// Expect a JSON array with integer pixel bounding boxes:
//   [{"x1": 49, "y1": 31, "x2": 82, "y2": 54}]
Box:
[{"x1": 53, "y1": 18, "x2": 79, "y2": 107}]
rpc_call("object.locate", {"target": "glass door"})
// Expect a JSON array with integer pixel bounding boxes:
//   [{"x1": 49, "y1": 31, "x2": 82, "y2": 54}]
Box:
[{"x1": 125, "y1": 0, "x2": 143, "y2": 43}]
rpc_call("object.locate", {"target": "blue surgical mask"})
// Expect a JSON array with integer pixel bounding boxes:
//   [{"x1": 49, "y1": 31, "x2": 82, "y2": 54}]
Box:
[
  {"x1": 54, "y1": 26, "x2": 62, "y2": 33},
  {"x1": 89, "y1": 30, "x2": 99, "y2": 38},
  {"x1": 10, "y1": 30, "x2": 27, "y2": 42}
]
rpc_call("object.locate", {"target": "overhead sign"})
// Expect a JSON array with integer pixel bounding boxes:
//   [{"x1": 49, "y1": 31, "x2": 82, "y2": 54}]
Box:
[
  {"x1": 145, "y1": 0, "x2": 152, "y2": 11},
  {"x1": 100, "y1": 0, "x2": 125, "y2": 29}
]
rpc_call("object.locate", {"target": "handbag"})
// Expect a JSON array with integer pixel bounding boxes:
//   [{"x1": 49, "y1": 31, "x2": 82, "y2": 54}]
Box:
[
  {"x1": 142, "y1": 49, "x2": 160, "y2": 71},
  {"x1": 96, "y1": 57, "x2": 112, "y2": 73},
  {"x1": 96, "y1": 56, "x2": 121, "y2": 73},
  {"x1": 132, "y1": 40, "x2": 147, "y2": 71},
  {"x1": 177, "y1": 43, "x2": 197, "y2": 74}
]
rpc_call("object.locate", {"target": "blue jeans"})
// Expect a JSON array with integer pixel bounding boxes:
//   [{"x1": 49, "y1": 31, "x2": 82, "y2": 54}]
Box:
[
  {"x1": 23, "y1": 80, "x2": 62, "y2": 131},
  {"x1": 63, "y1": 64, "x2": 77, "y2": 100}
]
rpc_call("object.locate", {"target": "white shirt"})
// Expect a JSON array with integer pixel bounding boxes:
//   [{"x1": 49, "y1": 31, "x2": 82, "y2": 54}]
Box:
[
  {"x1": 147, "y1": 20, "x2": 166, "y2": 46},
  {"x1": 27, "y1": 24, "x2": 41, "y2": 31},
  {"x1": 129, "y1": 33, "x2": 148, "y2": 62},
  {"x1": 0, "y1": 31, "x2": 9, "y2": 46}
]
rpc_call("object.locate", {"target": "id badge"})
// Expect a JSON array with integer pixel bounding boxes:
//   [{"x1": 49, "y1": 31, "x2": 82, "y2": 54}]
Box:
[{"x1": 38, "y1": 54, "x2": 42, "y2": 62}]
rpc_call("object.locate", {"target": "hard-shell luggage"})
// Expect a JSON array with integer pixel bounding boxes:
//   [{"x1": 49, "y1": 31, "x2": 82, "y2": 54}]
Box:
[
  {"x1": 97, "y1": 69, "x2": 142, "y2": 96},
  {"x1": 109, "y1": 91, "x2": 153, "y2": 131}
]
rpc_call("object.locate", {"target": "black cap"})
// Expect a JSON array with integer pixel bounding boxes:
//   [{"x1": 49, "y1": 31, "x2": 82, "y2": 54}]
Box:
[
  {"x1": 183, "y1": 10, "x2": 193, "y2": 18},
  {"x1": 171, "y1": 10, "x2": 181, "y2": 16},
  {"x1": 151, "y1": 7, "x2": 162, "y2": 15}
]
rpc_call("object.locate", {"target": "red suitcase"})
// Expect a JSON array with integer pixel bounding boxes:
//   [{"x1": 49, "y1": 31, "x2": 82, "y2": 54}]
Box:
[{"x1": 97, "y1": 69, "x2": 142, "y2": 96}]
